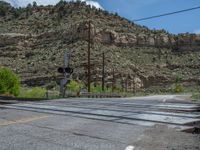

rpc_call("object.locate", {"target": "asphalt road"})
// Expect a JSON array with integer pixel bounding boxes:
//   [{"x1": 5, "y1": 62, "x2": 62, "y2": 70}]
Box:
[{"x1": 0, "y1": 95, "x2": 199, "y2": 150}]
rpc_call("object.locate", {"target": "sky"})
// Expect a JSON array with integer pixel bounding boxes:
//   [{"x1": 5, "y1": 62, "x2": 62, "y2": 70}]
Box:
[
  {"x1": 98, "y1": 0, "x2": 200, "y2": 34},
  {"x1": 3, "y1": 0, "x2": 200, "y2": 34}
]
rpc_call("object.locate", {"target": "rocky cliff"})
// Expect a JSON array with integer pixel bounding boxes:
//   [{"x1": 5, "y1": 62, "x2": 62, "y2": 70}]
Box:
[{"x1": 0, "y1": 1, "x2": 200, "y2": 90}]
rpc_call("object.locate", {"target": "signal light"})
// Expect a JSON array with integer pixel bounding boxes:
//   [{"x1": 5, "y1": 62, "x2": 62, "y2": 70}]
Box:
[
  {"x1": 65, "y1": 67, "x2": 73, "y2": 74},
  {"x1": 58, "y1": 67, "x2": 73, "y2": 74},
  {"x1": 58, "y1": 67, "x2": 64, "y2": 73}
]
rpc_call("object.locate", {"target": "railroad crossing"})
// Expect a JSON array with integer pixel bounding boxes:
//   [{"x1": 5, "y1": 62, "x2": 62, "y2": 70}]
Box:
[{"x1": 0, "y1": 95, "x2": 199, "y2": 150}]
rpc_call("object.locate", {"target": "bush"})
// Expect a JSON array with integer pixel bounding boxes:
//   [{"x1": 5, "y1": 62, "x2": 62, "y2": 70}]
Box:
[
  {"x1": 91, "y1": 83, "x2": 102, "y2": 93},
  {"x1": 67, "y1": 80, "x2": 83, "y2": 92},
  {"x1": 171, "y1": 74, "x2": 184, "y2": 93},
  {"x1": 0, "y1": 67, "x2": 20, "y2": 96},
  {"x1": 171, "y1": 83, "x2": 184, "y2": 93},
  {"x1": 18, "y1": 87, "x2": 46, "y2": 98}
]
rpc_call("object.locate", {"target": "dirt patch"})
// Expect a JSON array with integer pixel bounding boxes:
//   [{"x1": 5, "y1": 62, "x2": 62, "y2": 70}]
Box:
[{"x1": 133, "y1": 125, "x2": 200, "y2": 150}]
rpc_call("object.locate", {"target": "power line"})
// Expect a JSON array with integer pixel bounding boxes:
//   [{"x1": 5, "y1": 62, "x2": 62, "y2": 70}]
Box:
[{"x1": 133, "y1": 6, "x2": 200, "y2": 22}]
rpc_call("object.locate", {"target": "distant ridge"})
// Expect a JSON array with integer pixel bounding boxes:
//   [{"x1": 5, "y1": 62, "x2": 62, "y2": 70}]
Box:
[{"x1": 0, "y1": 1, "x2": 199, "y2": 90}]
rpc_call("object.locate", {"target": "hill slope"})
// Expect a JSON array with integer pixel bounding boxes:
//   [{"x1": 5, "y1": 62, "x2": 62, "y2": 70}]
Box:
[{"x1": 0, "y1": 1, "x2": 200, "y2": 91}]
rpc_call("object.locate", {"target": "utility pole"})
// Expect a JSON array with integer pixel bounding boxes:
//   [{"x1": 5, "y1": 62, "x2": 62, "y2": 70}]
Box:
[
  {"x1": 121, "y1": 79, "x2": 124, "y2": 92},
  {"x1": 134, "y1": 76, "x2": 137, "y2": 94},
  {"x1": 125, "y1": 77, "x2": 128, "y2": 92},
  {"x1": 102, "y1": 52, "x2": 105, "y2": 92},
  {"x1": 112, "y1": 68, "x2": 115, "y2": 92},
  {"x1": 87, "y1": 20, "x2": 91, "y2": 92}
]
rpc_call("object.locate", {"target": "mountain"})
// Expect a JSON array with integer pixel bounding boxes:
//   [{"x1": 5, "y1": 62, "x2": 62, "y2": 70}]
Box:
[
  {"x1": 0, "y1": 1, "x2": 200, "y2": 91},
  {"x1": 2, "y1": 0, "x2": 103, "y2": 9},
  {"x1": 3, "y1": 0, "x2": 19, "y2": 7}
]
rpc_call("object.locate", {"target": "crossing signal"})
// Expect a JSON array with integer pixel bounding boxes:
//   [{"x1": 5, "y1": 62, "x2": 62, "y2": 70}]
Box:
[{"x1": 58, "y1": 67, "x2": 73, "y2": 74}]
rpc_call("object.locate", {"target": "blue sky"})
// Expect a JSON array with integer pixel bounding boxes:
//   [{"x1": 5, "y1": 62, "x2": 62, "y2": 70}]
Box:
[
  {"x1": 4, "y1": 0, "x2": 200, "y2": 34},
  {"x1": 98, "y1": 0, "x2": 200, "y2": 34}
]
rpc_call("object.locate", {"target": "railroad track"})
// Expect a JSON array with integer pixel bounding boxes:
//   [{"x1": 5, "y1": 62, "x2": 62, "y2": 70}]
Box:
[{"x1": 1, "y1": 98, "x2": 200, "y2": 134}]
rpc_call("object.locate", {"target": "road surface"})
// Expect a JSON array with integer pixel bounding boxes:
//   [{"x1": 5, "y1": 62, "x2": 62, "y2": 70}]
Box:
[{"x1": 0, "y1": 95, "x2": 199, "y2": 150}]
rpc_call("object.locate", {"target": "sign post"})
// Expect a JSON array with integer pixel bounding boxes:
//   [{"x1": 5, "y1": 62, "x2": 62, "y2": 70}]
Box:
[{"x1": 58, "y1": 51, "x2": 73, "y2": 97}]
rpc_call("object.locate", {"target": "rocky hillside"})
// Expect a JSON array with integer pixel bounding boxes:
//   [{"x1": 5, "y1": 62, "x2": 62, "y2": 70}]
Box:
[{"x1": 0, "y1": 1, "x2": 200, "y2": 90}]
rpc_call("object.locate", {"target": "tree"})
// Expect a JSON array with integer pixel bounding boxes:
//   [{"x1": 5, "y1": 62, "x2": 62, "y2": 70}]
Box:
[
  {"x1": 26, "y1": 3, "x2": 32, "y2": 18},
  {"x1": 0, "y1": 67, "x2": 20, "y2": 96},
  {"x1": 12, "y1": 7, "x2": 23, "y2": 18},
  {"x1": 27, "y1": 3, "x2": 32, "y2": 8},
  {"x1": 0, "y1": 1, "x2": 10, "y2": 16},
  {"x1": 33, "y1": 1, "x2": 37, "y2": 7},
  {"x1": 0, "y1": 6, "x2": 6, "y2": 16},
  {"x1": 114, "y1": 12, "x2": 118, "y2": 16},
  {"x1": 56, "y1": 0, "x2": 66, "y2": 7}
]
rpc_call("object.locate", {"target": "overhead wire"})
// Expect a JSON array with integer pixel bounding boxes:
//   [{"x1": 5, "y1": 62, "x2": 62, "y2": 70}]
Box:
[{"x1": 133, "y1": 6, "x2": 200, "y2": 22}]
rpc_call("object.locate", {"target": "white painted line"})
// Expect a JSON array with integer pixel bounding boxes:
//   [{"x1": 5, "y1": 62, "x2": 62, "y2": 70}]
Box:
[{"x1": 125, "y1": 145, "x2": 135, "y2": 150}]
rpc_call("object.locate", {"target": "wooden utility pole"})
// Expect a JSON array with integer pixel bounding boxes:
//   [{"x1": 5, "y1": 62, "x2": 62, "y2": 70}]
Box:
[
  {"x1": 158, "y1": 48, "x2": 161, "y2": 61},
  {"x1": 102, "y1": 52, "x2": 105, "y2": 92},
  {"x1": 87, "y1": 20, "x2": 91, "y2": 92},
  {"x1": 125, "y1": 77, "x2": 128, "y2": 92},
  {"x1": 112, "y1": 68, "x2": 115, "y2": 92}
]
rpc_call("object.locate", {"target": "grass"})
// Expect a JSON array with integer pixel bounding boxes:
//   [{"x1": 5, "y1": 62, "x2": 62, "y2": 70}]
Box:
[
  {"x1": 18, "y1": 87, "x2": 47, "y2": 99},
  {"x1": 16, "y1": 83, "x2": 200, "y2": 100},
  {"x1": 18, "y1": 87, "x2": 62, "y2": 99},
  {"x1": 124, "y1": 85, "x2": 200, "y2": 100},
  {"x1": 192, "y1": 93, "x2": 200, "y2": 101}
]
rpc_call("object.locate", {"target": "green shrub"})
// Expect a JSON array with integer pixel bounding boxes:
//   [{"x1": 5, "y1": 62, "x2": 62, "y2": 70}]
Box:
[
  {"x1": 171, "y1": 83, "x2": 184, "y2": 93},
  {"x1": 0, "y1": 67, "x2": 20, "y2": 96},
  {"x1": 18, "y1": 87, "x2": 46, "y2": 98},
  {"x1": 91, "y1": 83, "x2": 102, "y2": 93},
  {"x1": 67, "y1": 80, "x2": 83, "y2": 92},
  {"x1": 171, "y1": 74, "x2": 184, "y2": 93}
]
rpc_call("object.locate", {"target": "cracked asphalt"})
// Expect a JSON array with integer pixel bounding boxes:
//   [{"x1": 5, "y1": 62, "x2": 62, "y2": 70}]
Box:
[{"x1": 0, "y1": 95, "x2": 199, "y2": 150}]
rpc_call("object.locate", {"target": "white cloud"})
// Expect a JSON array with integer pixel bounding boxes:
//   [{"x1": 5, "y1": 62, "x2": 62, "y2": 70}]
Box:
[
  {"x1": 83, "y1": 0, "x2": 103, "y2": 10},
  {"x1": 3, "y1": 0, "x2": 103, "y2": 9},
  {"x1": 194, "y1": 29, "x2": 200, "y2": 34}
]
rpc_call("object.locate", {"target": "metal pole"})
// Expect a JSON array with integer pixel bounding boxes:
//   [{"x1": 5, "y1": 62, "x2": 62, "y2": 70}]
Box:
[
  {"x1": 64, "y1": 51, "x2": 70, "y2": 79},
  {"x1": 102, "y1": 52, "x2": 105, "y2": 92},
  {"x1": 87, "y1": 20, "x2": 91, "y2": 92},
  {"x1": 64, "y1": 51, "x2": 71, "y2": 68},
  {"x1": 60, "y1": 51, "x2": 70, "y2": 97},
  {"x1": 64, "y1": 52, "x2": 68, "y2": 68}
]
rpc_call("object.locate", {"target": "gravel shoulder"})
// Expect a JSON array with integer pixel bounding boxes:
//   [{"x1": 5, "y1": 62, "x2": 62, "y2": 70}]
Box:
[{"x1": 133, "y1": 125, "x2": 200, "y2": 150}]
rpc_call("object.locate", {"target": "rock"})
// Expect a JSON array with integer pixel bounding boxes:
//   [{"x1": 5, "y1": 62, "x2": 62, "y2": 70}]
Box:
[{"x1": 134, "y1": 77, "x2": 143, "y2": 89}]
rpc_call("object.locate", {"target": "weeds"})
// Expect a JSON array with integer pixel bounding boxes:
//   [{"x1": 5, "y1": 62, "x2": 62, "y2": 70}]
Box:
[{"x1": 18, "y1": 87, "x2": 46, "y2": 99}]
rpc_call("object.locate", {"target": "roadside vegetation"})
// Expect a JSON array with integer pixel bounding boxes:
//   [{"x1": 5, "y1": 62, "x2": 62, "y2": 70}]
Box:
[
  {"x1": 18, "y1": 87, "x2": 46, "y2": 99},
  {"x1": 192, "y1": 93, "x2": 200, "y2": 100},
  {"x1": 0, "y1": 67, "x2": 20, "y2": 96},
  {"x1": 0, "y1": 68, "x2": 199, "y2": 100},
  {"x1": 67, "y1": 80, "x2": 83, "y2": 93},
  {"x1": 171, "y1": 75, "x2": 184, "y2": 93}
]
